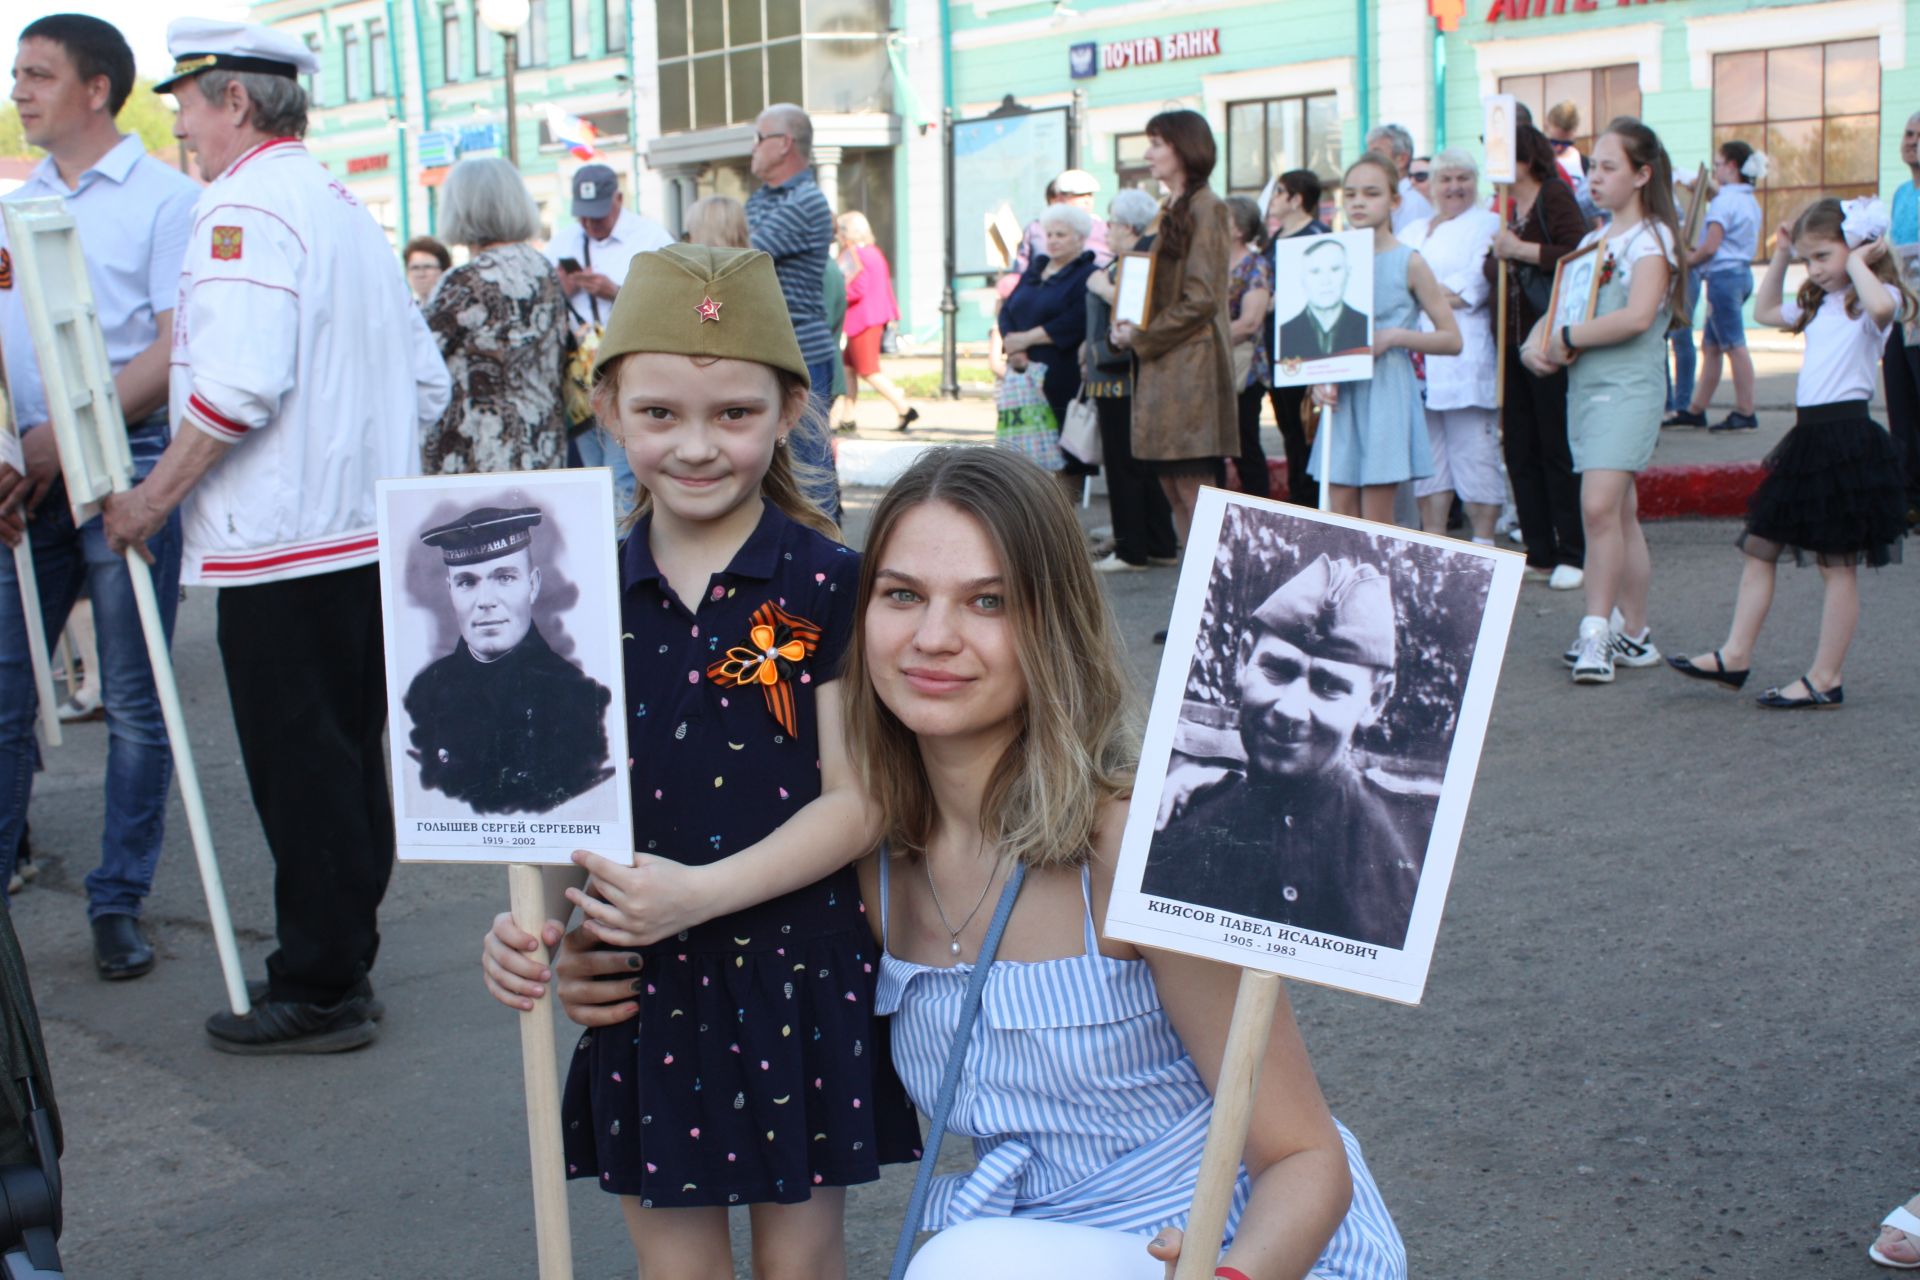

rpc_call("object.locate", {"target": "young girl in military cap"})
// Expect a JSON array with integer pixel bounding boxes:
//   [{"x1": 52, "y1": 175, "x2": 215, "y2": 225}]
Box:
[{"x1": 480, "y1": 244, "x2": 915, "y2": 1273}]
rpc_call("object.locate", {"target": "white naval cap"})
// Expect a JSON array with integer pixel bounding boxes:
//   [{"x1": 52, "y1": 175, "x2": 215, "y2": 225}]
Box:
[{"x1": 154, "y1": 18, "x2": 321, "y2": 94}]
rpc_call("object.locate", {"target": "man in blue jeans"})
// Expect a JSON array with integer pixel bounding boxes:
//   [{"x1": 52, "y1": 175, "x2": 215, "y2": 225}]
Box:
[
  {"x1": 745, "y1": 103, "x2": 843, "y2": 523},
  {"x1": 0, "y1": 14, "x2": 199, "y2": 980}
]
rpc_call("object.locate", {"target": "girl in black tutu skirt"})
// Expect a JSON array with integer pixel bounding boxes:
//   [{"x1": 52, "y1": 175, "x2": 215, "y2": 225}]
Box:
[{"x1": 1668, "y1": 197, "x2": 1913, "y2": 708}]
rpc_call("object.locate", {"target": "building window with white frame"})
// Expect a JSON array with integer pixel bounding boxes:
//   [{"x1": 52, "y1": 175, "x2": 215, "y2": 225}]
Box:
[
  {"x1": 604, "y1": 0, "x2": 626, "y2": 52},
  {"x1": 517, "y1": 0, "x2": 545, "y2": 67},
  {"x1": 473, "y1": 0, "x2": 493, "y2": 75},
  {"x1": 1713, "y1": 37, "x2": 1878, "y2": 248},
  {"x1": 343, "y1": 25, "x2": 365, "y2": 101},
  {"x1": 571, "y1": 0, "x2": 591, "y2": 58},
  {"x1": 369, "y1": 19, "x2": 390, "y2": 97},
  {"x1": 1114, "y1": 133, "x2": 1154, "y2": 193},
  {"x1": 302, "y1": 32, "x2": 323, "y2": 105},
  {"x1": 441, "y1": 3, "x2": 462, "y2": 82},
  {"x1": 1224, "y1": 93, "x2": 1341, "y2": 200}
]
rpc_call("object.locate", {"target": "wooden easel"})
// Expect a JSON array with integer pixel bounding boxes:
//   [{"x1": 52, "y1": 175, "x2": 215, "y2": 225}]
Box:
[
  {"x1": 0, "y1": 358, "x2": 62, "y2": 748},
  {"x1": 1495, "y1": 184, "x2": 1510, "y2": 410},
  {"x1": 3, "y1": 198, "x2": 250, "y2": 1015}
]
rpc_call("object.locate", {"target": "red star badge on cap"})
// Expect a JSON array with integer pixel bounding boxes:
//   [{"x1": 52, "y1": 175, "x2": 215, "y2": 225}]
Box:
[{"x1": 695, "y1": 295, "x2": 722, "y2": 324}]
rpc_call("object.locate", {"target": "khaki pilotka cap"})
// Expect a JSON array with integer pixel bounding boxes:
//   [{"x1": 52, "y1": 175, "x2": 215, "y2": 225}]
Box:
[
  {"x1": 1251, "y1": 554, "x2": 1398, "y2": 670},
  {"x1": 592, "y1": 244, "x2": 811, "y2": 389}
]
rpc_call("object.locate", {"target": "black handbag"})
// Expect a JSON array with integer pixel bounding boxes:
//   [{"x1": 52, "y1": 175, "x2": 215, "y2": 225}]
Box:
[{"x1": 1510, "y1": 199, "x2": 1554, "y2": 316}]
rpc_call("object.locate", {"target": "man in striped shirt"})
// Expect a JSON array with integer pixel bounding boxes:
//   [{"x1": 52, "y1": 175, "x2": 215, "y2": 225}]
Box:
[{"x1": 746, "y1": 103, "x2": 843, "y2": 523}]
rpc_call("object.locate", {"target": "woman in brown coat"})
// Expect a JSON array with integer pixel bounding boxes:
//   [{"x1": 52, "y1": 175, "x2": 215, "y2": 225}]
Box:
[{"x1": 1112, "y1": 109, "x2": 1237, "y2": 548}]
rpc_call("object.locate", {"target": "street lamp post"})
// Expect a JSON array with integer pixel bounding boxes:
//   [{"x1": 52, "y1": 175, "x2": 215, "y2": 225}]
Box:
[{"x1": 477, "y1": 0, "x2": 529, "y2": 167}]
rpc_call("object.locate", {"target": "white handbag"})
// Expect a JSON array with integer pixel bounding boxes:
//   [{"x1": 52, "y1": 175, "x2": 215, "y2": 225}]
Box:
[{"x1": 1059, "y1": 394, "x2": 1102, "y2": 467}]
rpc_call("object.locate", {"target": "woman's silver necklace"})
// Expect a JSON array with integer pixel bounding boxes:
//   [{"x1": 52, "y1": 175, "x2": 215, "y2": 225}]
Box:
[{"x1": 924, "y1": 847, "x2": 1000, "y2": 956}]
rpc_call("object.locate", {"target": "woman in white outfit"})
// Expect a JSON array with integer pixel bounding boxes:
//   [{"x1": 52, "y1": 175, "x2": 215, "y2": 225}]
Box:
[{"x1": 1398, "y1": 149, "x2": 1504, "y2": 542}]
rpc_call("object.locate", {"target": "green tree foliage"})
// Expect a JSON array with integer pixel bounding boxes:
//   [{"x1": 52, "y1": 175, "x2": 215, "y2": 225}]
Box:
[
  {"x1": 1184, "y1": 504, "x2": 1495, "y2": 775},
  {"x1": 0, "y1": 79, "x2": 177, "y2": 159}
]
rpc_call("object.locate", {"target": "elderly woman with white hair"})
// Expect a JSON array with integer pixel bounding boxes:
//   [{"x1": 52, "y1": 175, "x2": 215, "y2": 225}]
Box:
[
  {"x1": 422, "y1": 156, "x2": 568, "y2": 474},
  {"x1": 994, "y1": 201, "x2": 1102, "y2": 462},
  {"x1": 1398, "y1": 147, "x2": 1504, "y2": 543}
]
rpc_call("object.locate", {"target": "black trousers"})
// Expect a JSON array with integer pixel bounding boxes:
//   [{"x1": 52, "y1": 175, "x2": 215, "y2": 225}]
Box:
[
  {"x1": 1501, "y1": 352, "x2": 1584, "y2": 569},
  {"x1": 1233, "y1": 385, "x2": 1271, "y2": 499},
  {"x1": 217, "y1": 563, "x2": 394, "y2": 1005},
  {"x1": 1266, "y1": 384, "x2": 1320, "y2": 508},
  {"x1": 1093, "y1": 395, "x2": 1177, "y2": 564},
  {"x1": 1881, "y1": 324, "x2": 1920, "y2": 509}
]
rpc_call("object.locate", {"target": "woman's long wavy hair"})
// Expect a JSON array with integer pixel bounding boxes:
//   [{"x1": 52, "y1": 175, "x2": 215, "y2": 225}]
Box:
[
  {"x1": 1146, "y1": 109, "x2": 1217, "y2": 262},
  {"x1": 840, "y1": 448, "x2": 1140, "y2": 869},
  {"x1": 1601, "y1": 116, "x2": 1690, "y2": 320},
  {"x1": 1786, "y1": 199, "x2": 1918, "y2": 333},
  {"x1": 591, "y1": 353, "x2": 838, "y2": 540}
]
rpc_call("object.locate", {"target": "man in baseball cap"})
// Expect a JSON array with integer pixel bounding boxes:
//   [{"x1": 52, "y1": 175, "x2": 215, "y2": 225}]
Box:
[{"x1": 1141, "y1": 554, "x2": 1429, "y2": 949}]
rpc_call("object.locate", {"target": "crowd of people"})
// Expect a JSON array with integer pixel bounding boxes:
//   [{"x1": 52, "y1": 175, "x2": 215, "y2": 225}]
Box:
[{"x1": 2, "y1": 7, "x2": 1919, "y2": 1275}]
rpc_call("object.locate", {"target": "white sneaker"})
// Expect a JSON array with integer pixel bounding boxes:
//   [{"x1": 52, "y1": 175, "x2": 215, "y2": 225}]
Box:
[
  {"x1": 1547, "y1": 564, "x2": 1585, "y2": 590},
  {"x1": 57, "y1": 687, "x2": 103, "y2": 722},
  {"x1": 1563, "y1": 608, "x2": 1625, "y2": 666},
  {"x1": 1609, "y1": 625, "x2": 1662, "y2": 668},
  {"x1": 1506, "y1": 527, "x2": 1526, "y2": 546},
  {"x1": 1091, "y1": 553, "x2": 1147, "y2": 573},
  {"x1": 1570, "y1": 617, "x2": 1615, "y2": 683}
]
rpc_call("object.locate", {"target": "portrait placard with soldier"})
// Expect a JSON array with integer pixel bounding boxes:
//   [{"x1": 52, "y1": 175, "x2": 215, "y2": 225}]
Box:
[
  {"x1": 1107, "y1": 490, "x2": 1524, "y2": 1004},
  {"x1": 375, "y1": 471, "x2": 633, "y2": 866}
]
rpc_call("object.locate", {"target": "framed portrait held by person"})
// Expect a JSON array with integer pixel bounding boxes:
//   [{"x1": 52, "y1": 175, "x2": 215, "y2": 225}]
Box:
[
  {"x1": 1541, "y1": 241, "x2": 1604, "y2": 354},
  {"x1": 1112, "y1": 250, "x2": 1157, "y2": 327},
  {"x1": 1680, "y1": 162, "x2": 1710, "y2": 250},
  {"x1": 375, "y1": 469, "x2": 634, "y2": 866},
  {"x1": 1104, "y1": 489, "x2": 1524, "y2": 1003},
  {"x1": 1270, "y1": 230, "x2": 1375, "y2": 387}
]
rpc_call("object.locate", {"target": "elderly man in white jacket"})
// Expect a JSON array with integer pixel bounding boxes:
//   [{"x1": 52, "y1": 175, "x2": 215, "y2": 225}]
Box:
[{"x1": 104, "y1": 17, "x2": 450, "y2": 1055}]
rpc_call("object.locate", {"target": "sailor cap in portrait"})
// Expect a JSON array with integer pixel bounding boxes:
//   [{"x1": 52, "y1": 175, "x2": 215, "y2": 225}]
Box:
[
  {"x1": 1251, "y1": 554, "x2": 1397, "y2": 670},
  {"x1": 154, "y1": 17, "x2": 323, "y2": 93},
  {"x1": 420, "y1": 507, "x2": 545, "y2": 566}
]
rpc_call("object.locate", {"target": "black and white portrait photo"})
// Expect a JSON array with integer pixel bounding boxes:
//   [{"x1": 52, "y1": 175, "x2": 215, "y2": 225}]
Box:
[
  {"x1": 1107, "y1": 490, "x2": 1523, "y2": 1003},
  {"x1": 375, "y1": 471, "x2": 634, "y2": 866},
  {"x1": 1271, "y1": 229, "x2": 1375, "y2": 387}
]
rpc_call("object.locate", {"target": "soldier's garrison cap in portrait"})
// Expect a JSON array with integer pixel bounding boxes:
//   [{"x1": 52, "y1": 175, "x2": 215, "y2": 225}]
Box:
[
  {"x1": 1251, "y1": 554, "x2": 1397, "y2": 670},
  {"x1": 402, "y1": 503, "x2": 615, "y2": 815}
]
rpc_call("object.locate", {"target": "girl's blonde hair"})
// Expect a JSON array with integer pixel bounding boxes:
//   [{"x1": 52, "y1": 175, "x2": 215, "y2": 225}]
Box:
[
  {"x1": 590, "y1": 353, "x2": 839, "y2": 541},
  {"x1": 683, "y1": 197, "x2": 751, "y2": 249},
  {"x1": 1787, "y1": 198, "x2": 1918, "y2": 334},
  {"x1": 836, "y1": 210, "x2": 876, "y2": 248},
  {"x1": 841, "y1": 448, "x2": 1140, "y2": 869}
]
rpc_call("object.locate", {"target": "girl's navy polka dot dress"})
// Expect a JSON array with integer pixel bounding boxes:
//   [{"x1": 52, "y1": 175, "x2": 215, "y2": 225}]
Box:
[{"x1": 561, "y1": 501, "x2": 919, "y2": 1207}]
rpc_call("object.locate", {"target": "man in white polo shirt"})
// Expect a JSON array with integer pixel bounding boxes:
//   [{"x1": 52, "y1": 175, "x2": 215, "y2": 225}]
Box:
[
  {"x1": 546, "y1": 164, "x2": 671, "y2": 520},
  {"x1": 0, "y1": 14, "x2": 199, "y2": 983},
  {"x1": 101, "y1": 17, "x2": 450, "y2": 1054}
]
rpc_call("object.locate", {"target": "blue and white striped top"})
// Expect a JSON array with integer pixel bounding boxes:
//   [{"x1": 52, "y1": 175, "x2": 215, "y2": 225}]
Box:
[{"x1": 875, "y1": 859, "x2": 1408, "y2": 1279}]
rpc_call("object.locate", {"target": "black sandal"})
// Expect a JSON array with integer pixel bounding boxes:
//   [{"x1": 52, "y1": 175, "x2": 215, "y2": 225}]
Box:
[
  {"x1": 1666, "y1": 649, "x2": 1749, "y2": 690},
  {"x1": 1755, "y1": 675, "x2": 1843, "y2": 709}
]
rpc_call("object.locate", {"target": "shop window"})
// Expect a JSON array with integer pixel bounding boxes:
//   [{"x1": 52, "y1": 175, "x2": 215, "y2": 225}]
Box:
[
  {"x1": 655, "y1": 0, "x2": 885, "y2": 135},
  {"x1": 605, "y1": 0, "x2": 627, "y2": 52},
  {"x1": 1714, "y1": 38, "x2": 1877, "y2": 256},
  {"x1": 1115, "y1": 132, "x2": 1153, "y2": 193},
  {"x1": 343, "y1": 26, "x2": 365, "y2": 102},
  {"x1": 1499, "y1": 65, "x2": 1640, "y2": 155},
  {"x1": 369, "y1": 20, "x2": 389, "y2": 97},
  {"x1": 1223, "y1": 93, "x2": 1341, "y2": 200}
]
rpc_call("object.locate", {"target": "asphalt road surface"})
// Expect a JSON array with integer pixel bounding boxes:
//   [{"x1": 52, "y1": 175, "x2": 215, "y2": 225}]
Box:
[{"x1": 10, "y1": 492, "x2": 1914, "y2": 1278}]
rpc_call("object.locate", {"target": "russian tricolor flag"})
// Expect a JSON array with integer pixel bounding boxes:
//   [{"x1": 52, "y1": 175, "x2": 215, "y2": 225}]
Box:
[{"x1": 545, "y1": 105, "x2": 601, "y2": 160}]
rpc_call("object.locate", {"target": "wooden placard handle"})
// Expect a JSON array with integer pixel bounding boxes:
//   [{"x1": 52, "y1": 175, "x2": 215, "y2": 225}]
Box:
[
  {"x1": 1172, "y1": 969, "x2": 1283, "y2": 1280},
  {"x1": 1496, "y1": 184, "x2": 1509, "y2": 411},
  {"x1": 509, "y1": 862, "x2": 575, "y2": 1280}
]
